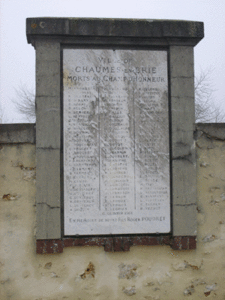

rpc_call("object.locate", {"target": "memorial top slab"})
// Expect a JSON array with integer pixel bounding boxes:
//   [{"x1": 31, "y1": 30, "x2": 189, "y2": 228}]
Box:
[{"x1": 26, "y1": 18, "x2": 204, "y2": 46}]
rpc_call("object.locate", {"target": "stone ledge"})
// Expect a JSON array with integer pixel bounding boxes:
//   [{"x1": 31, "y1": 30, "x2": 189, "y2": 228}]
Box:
[
  {"x1": 36, "y1": 236, "x2": 197, "y2": 253},
  {"x1": 26, "y1": 18, "x2": 204, "y2": 45},
  {"x1": 0, "y1": 124, "x2": 36, "y2": 144},
  {"x1": 196, "y1": 123, "x2": 225, "y2": 140}
]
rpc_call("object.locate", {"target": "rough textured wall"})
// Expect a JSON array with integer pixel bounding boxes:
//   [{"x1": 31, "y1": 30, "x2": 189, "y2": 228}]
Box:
[{"x1": 1, "y1": 125, "x2": 225, "y2": 300}]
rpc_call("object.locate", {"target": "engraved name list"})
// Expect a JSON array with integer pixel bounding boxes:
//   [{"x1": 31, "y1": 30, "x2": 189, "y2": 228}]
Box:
[{"x1": 63, "y1": 49, "x2": 170, "y2": 235}]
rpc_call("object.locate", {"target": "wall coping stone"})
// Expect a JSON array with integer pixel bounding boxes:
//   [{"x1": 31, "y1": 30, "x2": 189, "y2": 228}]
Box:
[
  {"x1": 0, "y1": 124, "x2": 36, "y2": 144},
  {"x1": 196, "y1": 123, "x2": 225, "y2": 140},
  {"x1": 1, "y1": 123, "x2": 223, "y2": 145}
]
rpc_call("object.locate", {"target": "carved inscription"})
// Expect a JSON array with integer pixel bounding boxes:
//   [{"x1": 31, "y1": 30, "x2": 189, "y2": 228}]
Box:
[{"x1": 63, "y1": 49, "x2": 170, "y2": 235}]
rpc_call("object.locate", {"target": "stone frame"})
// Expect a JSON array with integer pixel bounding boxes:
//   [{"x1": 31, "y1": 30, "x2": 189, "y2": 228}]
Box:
[{"x1": 26, "y1": 18, "x2": 204, "y2": 252}]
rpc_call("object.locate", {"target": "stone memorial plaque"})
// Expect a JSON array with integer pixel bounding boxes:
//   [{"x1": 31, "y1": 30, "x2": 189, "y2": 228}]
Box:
[{"x1": 63, "y1": 49, "x2": 170, "y2": 235}]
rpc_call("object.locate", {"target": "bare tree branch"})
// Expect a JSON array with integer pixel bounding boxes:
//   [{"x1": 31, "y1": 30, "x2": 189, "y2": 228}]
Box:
[
  {"x1": 195, "y1": 68, "x2": 225, "y2": 123},
  {"x1": 12, "y1": 84, "x2": 36, "y2": 123},
  {"x1": 11, "y1": 70, "x2": 225, "y2": 124}
]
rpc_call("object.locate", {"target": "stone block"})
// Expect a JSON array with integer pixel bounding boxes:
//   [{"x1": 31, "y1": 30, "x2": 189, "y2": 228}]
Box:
[
  {"x1": 36, "y1": 41, "x2": 60, "y2": 97},
  {"x1": 26, "y1": 18, "x2": 204, "y2": 45},
  {"x1": 171, "y1": 101, "x2": 195, "y2": 158},
  {"x1": 36, "y1": 204, "x2": 61, "y2": 239},
  {"x1": 170, "y1": 46, "x2": 194, "y2": 78},
  {"x1": 173, "y1": 204, "x2": 197, "y2": 236},
  {"x1": 170, "y1": 46, "x2": 195, "y2": 159},
  {"x1": 35, "y1": 40, "x2": 60, "y2": 62},
  {"x1": 36, "y1": 60, "x2": 60, "y2": 77},
  {"x1": 169, "y1": 45, "x2": 196, "y2": 237},
  {"x1": 0, "y1": 124, "x2": 35, "y2": 144},
  {"x1": 36, "y1": 68, "x2": 60, "y2": 97},
  {"x1": 172, "y1": 136, "x2": 195, "y2": 159},
  {"x1": 170, "y1": 77, "x2": 194, "y2": 98},
  {"x1": 36, "y1": 148, "x2": 61, "y2": 208},
  {"x1": 36, "y1": 96, "x2": 60, "y2": 149},
  {"x1": 36, "y1": 147, "x2": 61, "y2": 239},
  {"x1": 172, "y1": 159, "x2": 196, "y2": 206},
  {"x1": 196, "y1": 123, "x2": 225, "y2": 140},
  {"x1": 171, "y1": 96, "x2": 195, "y2": 121}
]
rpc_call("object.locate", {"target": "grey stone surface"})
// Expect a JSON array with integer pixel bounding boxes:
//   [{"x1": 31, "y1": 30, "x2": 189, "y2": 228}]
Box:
[
  {"x1": 170, "y1": 46, "x2": 197, "y2": 236},
  {"x1": 36, "y1": 148, "x2": 61, "y2": 239},
  {"x1": 172, "y1": 160, "x2": 197, "y2": 205},
  {"x1": 63, "y1": 49, "x2": 170, "y2": 235},
  {"x1": 36, "y1": 203, "x2": 61, "y2": 239},
  {"x1": 36, "y1": 148, "x2": 61, "y2": 207},
  {"x1": 34, "y1": 39, "x2": 61, "y2": 239},
  {"x1": 170, "y1": 46, "x2": 195, "y2": 158},
  {"x1": 170, "y1": 46, "x2": 194, "y2": 77},
  {"x1": 27, "y1": 18, "x2": 203, "y2": 241},
  {"x1": 35, "y1": 39, "x2": 60, "y2": 160},
  {"x1": 171, "y1": 97, "x2": 195, "y2": 159},
  {"x1": 36, "y1": 41, "x2": 60, "y2": 98},
  {"x1": 171, "y1": 78, "x2": 194, "y2": 98},
  {"x1": 0, "y1": 124, "x2": 35, "y2": 144},
  {"x1": 173, "y1": 205, "x2": 197, "y2": 236},
  {"x1": 26, "y1": 18, "x2": 204, "y2": 45},
  {"x1": 35, "y1": 40, "x2": 60, "y2": 62},
  {"x1": 35, "y1": 41, "x2": 60, "y2": 148},
  {"x1": 196, "y1": 123, "x2": 225, "y2": 140},
  {"x1": 35, "y1": 40, "x2": 61, "y2": 239},
  {"x1": 36, "y1": 96, "x2": 60, "y2": 149},
  {"x1": 170, "y1": 47, "x2": 195, "y2": 158}
]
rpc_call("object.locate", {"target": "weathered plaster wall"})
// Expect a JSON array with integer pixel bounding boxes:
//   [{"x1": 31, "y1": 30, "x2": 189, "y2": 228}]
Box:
[{"x1": 1, "y1": 124, "x2": 225, "y2": 300}]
